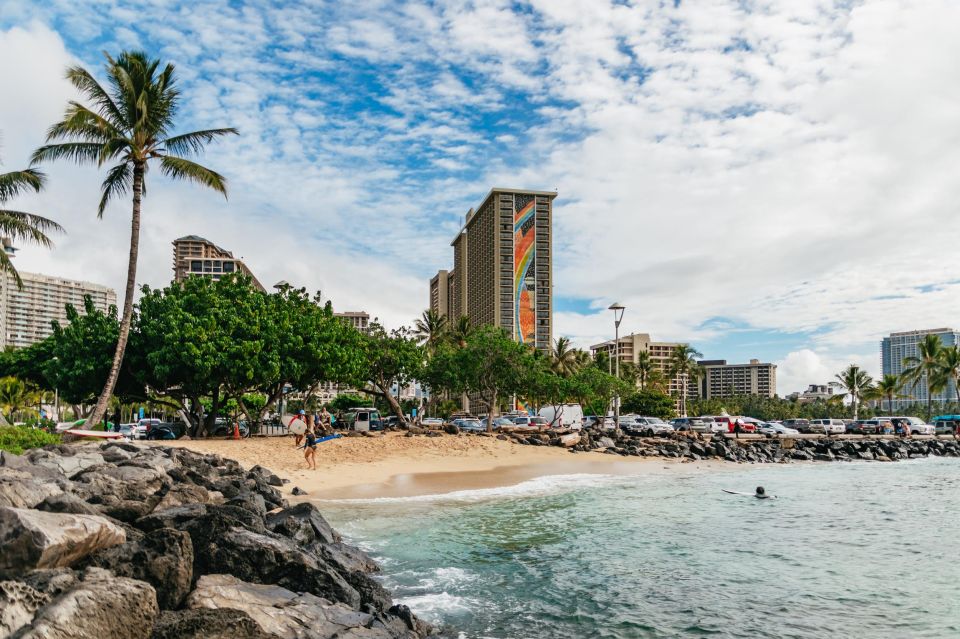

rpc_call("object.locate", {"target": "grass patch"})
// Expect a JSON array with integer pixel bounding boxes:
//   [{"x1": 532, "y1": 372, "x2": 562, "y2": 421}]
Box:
[{"x1": 0, "y1": 426, "x2": 61, "y2": 455}]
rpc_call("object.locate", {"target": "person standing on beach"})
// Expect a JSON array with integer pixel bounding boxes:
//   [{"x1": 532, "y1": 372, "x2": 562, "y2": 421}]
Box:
[
  {"x1": 319, "y1": 407, "x2": 332, "y2": 433},
  {"x1": 303, "y1": 426, "x2": 318, "y2": 470},
  {"x1": 292, "y1": 410, "x2": 307, "y2": 448}
]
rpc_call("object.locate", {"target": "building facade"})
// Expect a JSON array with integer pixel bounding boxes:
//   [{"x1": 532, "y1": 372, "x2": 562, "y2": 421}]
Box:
[
  {"x1": 334, "y1": 311, "x2": 370, "y2": 333},
  {"x1": 0, "y1": 271, "x2": 116, "y2": 349},
  {"x1": 697, "y1": 359, "x2": 777, "y2": 399},
  {"x1": 172, "y1": 235, "x2": 265, "y2": 291},
  {"x1": 786, "y1": 384, "x2": 836, "y2": 403},
  {"x1": 589, "y1": 333, "x2": 696, "y2": 404},
  {"x1": 882, "y1": 328, "x2": 960, "y2": 408},
  {"x1": 431, "y1": 188, "x2": 554, "y2": 352}
]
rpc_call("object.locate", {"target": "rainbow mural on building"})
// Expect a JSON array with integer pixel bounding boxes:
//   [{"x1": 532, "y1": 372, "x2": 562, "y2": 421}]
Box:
[{"x1": 514, "y1": 197, "x2": 537, "y2": 344}]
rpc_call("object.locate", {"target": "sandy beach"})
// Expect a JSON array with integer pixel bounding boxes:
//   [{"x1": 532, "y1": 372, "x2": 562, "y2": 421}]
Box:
[{"x1": 164, "y1": 432, "x2": 695, "y2": 500}]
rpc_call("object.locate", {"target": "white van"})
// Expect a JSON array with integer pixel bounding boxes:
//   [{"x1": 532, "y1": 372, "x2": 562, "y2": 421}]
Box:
[
  {"x1": 344, "y1": 407, "x2": 382, "y2": 432},
  {"x1": 538, "y1": 404, "x2": 584, "y2": 430},
  {"x1": 809, "y1": 418, "x2": 846, "y2": 435}
]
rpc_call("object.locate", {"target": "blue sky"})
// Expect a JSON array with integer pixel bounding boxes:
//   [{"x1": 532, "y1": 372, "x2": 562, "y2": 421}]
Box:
[{"x1": 1, "y1": 0, "x2": 959, "y2": 394}]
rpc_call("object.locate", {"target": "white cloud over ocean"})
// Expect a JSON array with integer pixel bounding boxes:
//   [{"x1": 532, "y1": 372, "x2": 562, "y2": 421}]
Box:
[{"x1": 1, "y1": 1, "x2": 959, "y2": 394}]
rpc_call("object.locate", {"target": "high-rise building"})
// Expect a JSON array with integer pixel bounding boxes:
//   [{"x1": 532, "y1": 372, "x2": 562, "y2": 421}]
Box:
[
  {"x1": 431, "y1": 188, "x2": 555, "y2": 351},
  {"x1": 697, "y1": 359, "x2": 777, "y2": 399},
  {"x1": 589, "y1": 333, "x2": 697, "y2": 405},
  {"x1": 882, "y1": 328, "x2": 960, "y2": 408},
  {"x1": 172, "y1": 235, "x2": 265, "y2": 292},
  {"x1": 0, "y1": 271, "x2": 116, "y2": 349},
  {"x1": 334, "y1": 311, "x2": 370, "y2": 333}
]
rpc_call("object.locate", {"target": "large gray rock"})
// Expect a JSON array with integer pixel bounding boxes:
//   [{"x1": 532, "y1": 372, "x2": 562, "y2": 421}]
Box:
[
  {"x1": 0, "y1": 508, "x2": 126, "y2": 577},
  {"x1": 266, "y1": 502, "x2": 340, "y2": 545},
  {"x1": 72, "y1": 464, "x2": 171, "y2": 521},
  {"x1": 185, "y1": 574, "x2": 416, "y2": 639},
  {"x1": 0, "y1": 468, "x2": 63, "y2": 509},
  {"x1": 26, "y1": 448, "x2": 106, "y2": 479},
  {"x1": 151, "y1": 608, "x2": 275, "y2": 639},
  {"x1": 81, "y1": 528, "x2": 193, "y2": 610},
  {"x1": 0, "y1": 580, "x2": 50, "y2": 637},
  {"x1": 11, "y1": 567, "x2": 159, "y2": 639}
]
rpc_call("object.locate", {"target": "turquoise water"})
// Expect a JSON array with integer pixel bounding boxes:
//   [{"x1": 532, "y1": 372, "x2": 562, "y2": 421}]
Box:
[{"x1": 320, "y1": 460, "x2": 960, "y2": 638}]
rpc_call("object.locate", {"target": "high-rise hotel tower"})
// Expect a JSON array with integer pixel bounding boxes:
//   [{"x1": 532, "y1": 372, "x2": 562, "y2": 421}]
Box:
[{"x1": 430, "y1": 188, "x2": 555, "y2": 352}]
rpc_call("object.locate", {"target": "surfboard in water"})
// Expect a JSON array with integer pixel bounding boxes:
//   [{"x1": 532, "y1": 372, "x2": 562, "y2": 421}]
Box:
[{"x1": 722, "y1": 489, "x2": 776, "y2": 499}]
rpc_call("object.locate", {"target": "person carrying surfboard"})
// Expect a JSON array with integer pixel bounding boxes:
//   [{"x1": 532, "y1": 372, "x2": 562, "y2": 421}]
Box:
[
  {"x1": 292, "y1": 410, "x2": 307, "y2": 448},
  {"x1": 303, "y1": 425, "x2": 318, "y2": 470}
]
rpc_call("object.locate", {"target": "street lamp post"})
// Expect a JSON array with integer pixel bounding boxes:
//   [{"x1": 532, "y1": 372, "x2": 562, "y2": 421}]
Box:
[{"x1": 609, "y1": 303, "x2": 626, "y2": 430}]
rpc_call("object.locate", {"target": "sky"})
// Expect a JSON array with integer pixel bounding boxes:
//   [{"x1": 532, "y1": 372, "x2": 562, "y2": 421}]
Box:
[{"x1": 1, "y1": 0, "x2": 959, "y2": 396}]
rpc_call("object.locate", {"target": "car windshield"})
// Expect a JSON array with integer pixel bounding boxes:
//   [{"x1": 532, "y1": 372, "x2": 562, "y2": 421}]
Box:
[{"x1": 530, "y1": 417, "x2": 548, "y2": 424}]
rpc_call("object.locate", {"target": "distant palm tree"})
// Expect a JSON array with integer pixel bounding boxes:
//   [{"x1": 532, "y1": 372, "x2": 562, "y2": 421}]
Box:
[
  {"x1": 551, "y1": 337, "x2": 581, "y2": 377},
  {"x1": 0, "y1": 376, "x2": 40, "y2": 422},
  {"x1": 413, "y1": 309, "x2": 447, "y2": 353},
  {"x1": 937, "y1": 344, "x2": 960, "y2": 404},
  {"x1": 449, "y1": 316, "x2": 472, "y2": 348},
  {"x1": 668, "y1": 344, "x2": 703, "y2": 417},
  {"x1": 874, "y1": 374, "x2": 903, "y2": 415},
  {"x1": 32, "y1": 51, "x2": 238, "y2": 429},
  {"x1": 635, "y1": 351, "x2": 660, "y2": 390},
  {"x1": 901, "y1": 334, "x2": 946, "y2": 421},
  {"x1": 833, "y1": 364, "x2": 873, "y2": 421},
  {"x1": 0, "y1": 150, "x2": 63, "y2": 286}
]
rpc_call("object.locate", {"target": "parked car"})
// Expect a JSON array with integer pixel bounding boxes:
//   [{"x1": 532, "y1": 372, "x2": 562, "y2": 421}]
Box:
[
  {"x1": 808, "y1": 419, "x2": 846, "y2": 435},
  {"x1": 583, "y1": 415, "x2": 614, "y2": 429},
  {"x1": 623, "y1": 417, "x2": 674, "y2": 437},
  {"x1": 782, "y1": 418, "x2": 810, "y2": 432},
  {"x1": 492, "y1": 417, "x2": 515, "y2": 429},
  {"x1": 510, "y1": 415, "x2": 549, "y2": 431},
  {"x1": 146, "y1": 423, "x2": 181, "y2": 440},
  {"x1": 420, "y1": 417, "x2": 445, "y2": 428},
  {"x1": 538, "y1": 404, "x2": 584, "y2": 430},
  {"x1": 340, "y1": 408, "x2": 382, "y2": 432},
  {"x1": 850, "y1": 419, "x2": 891, "y2": 435},
  {"x1": 696, "y1": 416, "x2": 727, "y2": 434},
  {"x1": 670, "y1": 417, "x2": 709, "y2": 433},
  {"x1": 453, "y1": 418, "x2": 486, "y2": 432},
  {"x1": 758, "y1": 422, "x2": 800, "y2": 435},
  {"x1": 933, "y1": 415, "x2": 960, "y2": 435},
  {"x1": 889, "y1": 416, "x2": 935, "y2": 436},
  {"x1": 703, "y1": 415, "x2": 757, "y2": 433},
  {"x1": 382, "y1": 416, "x2": 410, "y2": 429},
  {"x1": 212, "y1": 419, "x2": 248, "y2": 438}
]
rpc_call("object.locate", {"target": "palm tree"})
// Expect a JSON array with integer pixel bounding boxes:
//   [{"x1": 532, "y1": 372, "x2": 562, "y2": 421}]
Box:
[
  {"x1": 0, "y1": 376, "x2": 40, "y2": 422},
  {"x1": 874, "y1": 374, "x2": 903, "y2": 415},
  {"x1": 32, "y1": 51, "x2": 238, "y2": 429},
  {"x1": 833, "y1": 364, "x2": 873, "y2": 420},
  {"x1": 551, "y1": 336, "x2": 581, "y2": 377},
  {"x1": 937, "y1": 344, "x2": 960, "y2": 405},
  {"x1": 635, "y1": 351, "x2": 658, "y2": 390},
  {"x1": 413, "y1": 309, "x2": 447, "y2": 353},
  {"x1": 449, "y1": 316, "x2": 472, "y2": 348},
  {"x1": 901, "y1": 334, "x2": 946, "y2": 422},
  {"x1": 0, "y1": 150, "x2": 63, "y2": 286},
  {"x1": 668, "y1": 344, "x2": 703, "y2": 417}
]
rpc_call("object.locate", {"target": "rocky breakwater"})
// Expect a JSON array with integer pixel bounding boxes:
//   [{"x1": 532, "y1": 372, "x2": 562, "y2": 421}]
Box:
[
  {"x1": 506, "y1": 427, "x2": 960, "y2": 464},
  {"x1": 0, "y1": 442, "x2": 433, "y2": 639}
]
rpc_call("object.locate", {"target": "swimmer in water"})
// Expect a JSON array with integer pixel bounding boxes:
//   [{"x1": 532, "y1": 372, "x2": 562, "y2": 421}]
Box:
[{"x1": 755, "y1": 486, "x2": 770, "y2": 499}]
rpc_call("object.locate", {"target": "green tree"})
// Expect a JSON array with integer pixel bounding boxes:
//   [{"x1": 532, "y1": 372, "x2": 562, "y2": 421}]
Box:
[
  {"x1": 621, "y1": 388, "x2": 675, "y2": 419},
  {"x1": 354, "y1": 323, "x2": 423, "y2": 422},
  {"x1": 0, "y1": 150, "x2": 63, "y2": 285},
  {"x1": 566, "y1": 362, "x2": 629, "y2": 419},
  {"x1": 0, "y1": 377, "x2": 40, "y2": 422},
  {"x1": 413, "y1": 309, "x2": 447, "y2": 354},
  {"x1": 901, "y1": 334, "x2": 946, "y2": 421},
  {"x1": 937, "y1": 345, "x2": 960, "y2": 405},
  {"x1": 32, "y1": 50, "x2": 238, "y2": 430},
  {"x1": 668, "y1": 344, "x2": 703, "y2": 417},
  {"x1": 873, "y1": 374, "x2": 903, "y2": 415},
  {"x1": 449, "y1": 316, "x2": 472, "y2": 348},
  {"x1": 550, "y1": 336, "x2": 581, "y2": 377},
  {"x1": 833, "y1": 364, "x2": 874, "y2": 421}
]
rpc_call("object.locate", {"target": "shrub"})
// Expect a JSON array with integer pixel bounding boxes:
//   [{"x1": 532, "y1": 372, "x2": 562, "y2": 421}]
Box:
[{"x1": 0, "y1": 425, "x2": 61, "y2": 455}]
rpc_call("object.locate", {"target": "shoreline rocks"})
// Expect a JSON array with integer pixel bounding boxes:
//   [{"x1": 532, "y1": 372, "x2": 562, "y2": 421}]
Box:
[{"x1": 0, "y1": 442, "x2": 436, "y2": 638}]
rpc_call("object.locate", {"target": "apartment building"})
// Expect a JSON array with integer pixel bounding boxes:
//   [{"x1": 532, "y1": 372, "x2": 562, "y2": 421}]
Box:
[
  {"x1": 786, "y1": 384, "x2": 834, "y2": 403},
  {"x1": 0, "y1": 271, "x2": 116, "y2": 349},
  {"x1": 589, "y1": 333, "x2": 696, "y2": 402},
  {"x1": 697, "y1": 359, "x2": 777, "y2": 399},
  {"x1": 172, "y1": 235, "x2": 265, "y2": 292},
  {"x1": 882, "y1": 328, "x2": 960, "y2": 408},
  {"x1": 334, "y1": 311, "x2": 370, "y2": 333},
  {"x1": 430, "y1": 188, "x2": 555, "y2": 352}
]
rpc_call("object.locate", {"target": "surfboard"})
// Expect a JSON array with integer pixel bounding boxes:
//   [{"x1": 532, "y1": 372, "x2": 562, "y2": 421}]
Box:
[
  {"x1": 723, "y1": 489, "x2": 775, "y2": 499},
  {"x1": 316, "y1": 434, "x2": 341, "y2": 444},
  {"x1": 64, "y1": 429, "x2": 124, "y2": 439},
  {"x1": 285, "y1": 415, "x2": 307, "y2": 435}
]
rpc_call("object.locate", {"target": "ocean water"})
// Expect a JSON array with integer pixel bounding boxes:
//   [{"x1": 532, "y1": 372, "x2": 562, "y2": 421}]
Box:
[{"x1": 319, "y1": 459, "x2": 960, "y2": 638}]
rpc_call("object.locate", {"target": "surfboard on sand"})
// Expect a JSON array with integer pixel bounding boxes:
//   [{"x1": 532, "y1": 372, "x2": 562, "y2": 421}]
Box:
[
  {"x1": 64, "y1": 429, "x2": 124, "y2": 439},
  {"x1": 285, "y1": 415, "x2": 307, "y2": 435}
]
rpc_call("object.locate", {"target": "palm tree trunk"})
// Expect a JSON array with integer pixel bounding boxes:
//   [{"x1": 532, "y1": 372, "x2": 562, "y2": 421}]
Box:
[{"x1": 86, "y1": 162, "x2": 142, "y2": 429}]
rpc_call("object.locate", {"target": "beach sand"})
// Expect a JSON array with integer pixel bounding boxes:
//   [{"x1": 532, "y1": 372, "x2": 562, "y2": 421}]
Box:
[{"x1": 163, "y1": 432, "x2": 705, "y2": 500}]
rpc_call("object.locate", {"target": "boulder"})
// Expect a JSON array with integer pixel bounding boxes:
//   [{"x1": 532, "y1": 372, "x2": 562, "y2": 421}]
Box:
[
  {"x1": 81, "y1": 528, "x2": 194, "y2": 610},
  {"x1": 151, "y1": 608, "x2": 274, "y2": 639},
  {"x1": 153, "y1": 483, "x2": 210, "y2": 512},
  {"x1": 71, "y1": 464, "x2": 171, "y2": 521},
  {"x1": 11, "y1": 567, "x2": 159, "y2": 639},
  {"x1": 0, "y1": 580, "x2": 50, "y2": 637},
  {"x1": 35, "y1": 493, "x2": 101, "y2": 516},
  {"x1": 19, "y1": 568, "x2": 79, "y2": 597},
  {"x1": 444, "y1": 424, "x2": 460, "y2": 435},
  {"x1": 0, "y1": 508, "x2": 126, "y2": 578},
  {"x1": 266, "y1": 502, "x2": 340, "y2": 545},
  {"x1": 291, "y1": 487, "x2": 308, "y2": 496},
  {"x1": 248, "y1": 465, "x2": 284, "y2": 487},
  {"x1": 597, "y1": 437, "x2": 616, "y2": 449},
  {"x1": 0, "y1": 468, "x2": 63, "y2": 509},
  {"x1": 185, "y1": 574, "x2": 415, "y2": 639},
  {"x1": 26, "y1": 447, "x2": 105, "y2": 479}
]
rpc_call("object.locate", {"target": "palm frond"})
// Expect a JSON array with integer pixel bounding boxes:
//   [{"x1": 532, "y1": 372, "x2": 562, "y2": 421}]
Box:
[
  {"x1": 31, "y1": 142, "x2": 106, "y2": 166},
  {"x1": 0, "y1": 169, "x2": 45, "y2": 202},
  {"x1": 163, "y1": 128, "x2": 238, "y2": 157},
  {"x1": 65, "y1": 65, "x2": 126, "y2": 126},
  {"x1": 97, "y1": 162, "x2": 133, "y2": 218},
  {"x1": 0, "y1": 248, "x2": 23, "y2": 289},
  {"x1": 0, "y1": 210, "x2": 62, "y2": 248},
  {"x1": 159, "y1": 156, "x2": 228, "y2": 196},
  {"x1": 45, "y1": 103, "x2": 122, "y2": 144}
]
